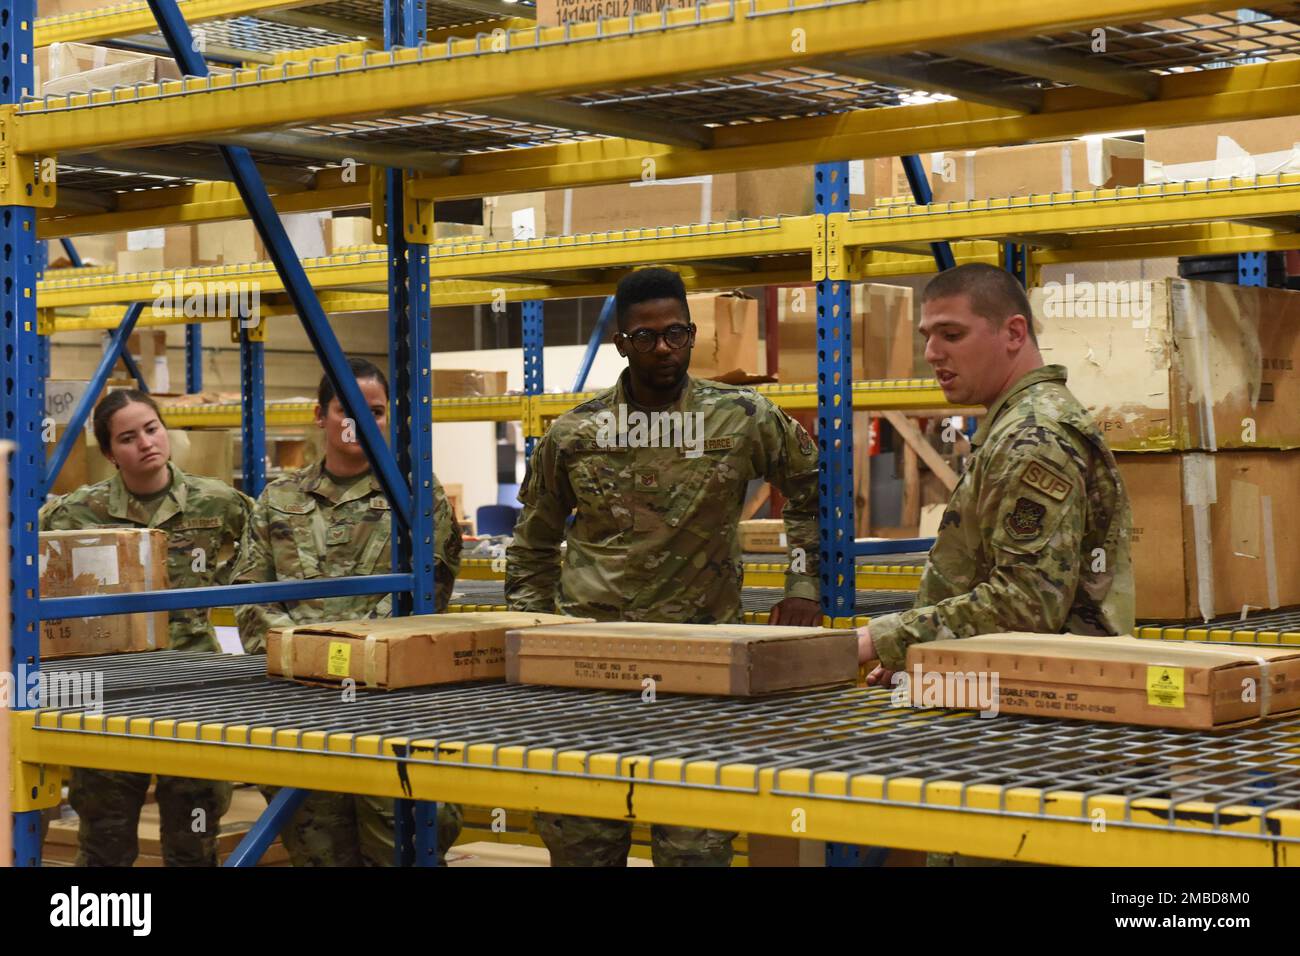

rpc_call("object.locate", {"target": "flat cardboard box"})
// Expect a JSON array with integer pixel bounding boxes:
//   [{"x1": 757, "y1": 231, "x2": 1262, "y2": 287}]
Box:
[
  {"x1": 506, "y1": 622, "x2": 858, "y2": 696},
  {"x1": 740, "y1": 519, "x2": 787, "y2": 554},
  {"x1": 534, "y1": 0, "x2": 696, "y2": 25},
  {"x1": 688, "y1": 291, "x2": 760, "y2": 379},
  {"x1": 1145, "y1": 117, "x2": 1300, "y2": 182},
  {"x1": 1034, "y1": 279, "x2": 1300, "y2": 451},
  {"x1": 267, "y1": 612, "x2": 584, "y2": 689},
  {"x1": 777, "y1": 283, "x2": 914, "y2": 383},
  {"x1": 1119, "y1": 450, "x2": 1300, "y2": 621},
  {"x1": 431, "y1": 369, "x2": 509, "y2": 399},
  {"x1": 906, "y1": 633, "x2": 1300, "y2": 730},
  {"x1": 930, "y1": 138, "x2": 1143, "y2": 203},
  {"x1": 39, "y1": 529, "x2": 169, "y2": 658}
]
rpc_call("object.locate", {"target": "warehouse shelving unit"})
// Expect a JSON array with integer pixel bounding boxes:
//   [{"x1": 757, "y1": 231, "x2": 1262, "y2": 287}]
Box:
[{"x1": 9, "y1": 0, "x2": 1300, "y2": 866}]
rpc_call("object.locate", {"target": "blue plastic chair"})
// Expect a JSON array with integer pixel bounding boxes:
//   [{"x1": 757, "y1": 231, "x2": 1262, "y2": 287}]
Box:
[{"x1": 476, "y1": 504, "x2": 521, "y2": 537}]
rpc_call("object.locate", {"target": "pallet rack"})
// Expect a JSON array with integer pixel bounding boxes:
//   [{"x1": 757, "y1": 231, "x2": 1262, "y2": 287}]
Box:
[{"x1": 7, "y1": 1, "x2": 1300, "y2": 866}]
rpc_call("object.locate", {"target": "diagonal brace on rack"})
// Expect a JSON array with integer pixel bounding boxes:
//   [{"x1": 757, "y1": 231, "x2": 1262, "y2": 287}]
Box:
[{"x1": 142, "y1": 0, "x2": 412, "y2": 526}]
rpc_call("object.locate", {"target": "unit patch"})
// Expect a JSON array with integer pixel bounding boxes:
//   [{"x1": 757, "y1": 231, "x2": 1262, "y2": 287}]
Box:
[
  {"x1": 1004, "y1": 496, "x2": 1047, "y2": 540},
  {"x1": 1019, "y1": 459, "x2": 1072, "y2": 502}
]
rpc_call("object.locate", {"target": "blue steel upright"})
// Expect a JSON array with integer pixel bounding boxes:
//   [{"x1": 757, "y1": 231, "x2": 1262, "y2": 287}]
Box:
[
  {"x1": 186, "y1": 322, "x2": 203, "y2": 392},
  {"x1": 239, "y1": 320, "x2": 267, "y2": 497},
  {"x1": 3, "y1": 0, "x2": 47, "y2": 866},
  {"x1": 385, "y1": 0, "x2": 442, "y2": 868},
  {"x1": 522, "y1": 300, "x2": 545, "y2": 460},
  {"x1": 814, "y1": 162, "x2": 856, "y2": 621},
  {"x1": 1238, "y1": 252, "x2": 1268, "y2": 287}
]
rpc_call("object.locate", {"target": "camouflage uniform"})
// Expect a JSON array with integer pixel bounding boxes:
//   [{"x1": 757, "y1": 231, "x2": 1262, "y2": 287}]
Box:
[
  {"x1": 39, "y1": 463, "x2": 252, "y2": 866},
  {"x1": 864, "y1": 365, "x2": 1134, "y2": 868},
  {"x1": 507, "y1": 371, "x2": 819, "y2": 866},
  {"x1": 231, "y1": 458, "x2": 463, "y2": 866}
]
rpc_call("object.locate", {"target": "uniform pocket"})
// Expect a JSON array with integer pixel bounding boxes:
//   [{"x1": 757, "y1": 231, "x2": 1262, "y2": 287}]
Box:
[{"x1": 267, "y1": 499, "x2": 323, "y2": 579}]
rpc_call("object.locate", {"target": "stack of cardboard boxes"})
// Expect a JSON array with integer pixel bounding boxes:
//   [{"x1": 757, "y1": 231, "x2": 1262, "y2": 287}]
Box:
[{"x1": 1030, "y1": 278, "x2": 1300, "y2": 621}]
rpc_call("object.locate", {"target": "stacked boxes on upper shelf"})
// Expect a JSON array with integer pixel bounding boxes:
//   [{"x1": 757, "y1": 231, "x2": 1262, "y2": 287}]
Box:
[{"x1": 1030, "y1": 278, "x2": 1300, "y2": 621}]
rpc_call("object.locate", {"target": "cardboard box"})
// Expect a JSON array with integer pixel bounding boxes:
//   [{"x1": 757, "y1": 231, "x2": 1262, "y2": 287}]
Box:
[
  {"x1": 38, "y1": 42, "x2": 182, "y2": 96},
  {"x1": 906, "y1": 633, "x2": 1300, "y2": 730},
  {"x1": 266, "y1": 611, "x2": 584, "y2": 689},
  {"x1": 506, "y1": 622, "x2": 858, "y2": 696},
  {"x1": 196, "y1": 220, "x2": 262, "y2": 266},
  {"x1": 930, "y1": 138, "x2": 1144, "y2": 203},
  {"x1": 740, "y1": 519, "x2": 787, "y2": 554},
  {"x1": 484, "y1": 194, "x2": 547, "y2": 241},
  {"x1": 777, "y1": 283, "x2": 914, "y2": 383},
  {"x1": 1034, "y1": 279, "x2": 1300, "y2": 451},
  {"x1": 169, "y1": 430, "x2": 234, "y2": 484},
  {"x1": 39, "y1": 529, "x2": 169, "y2": 658},
  {"x1": 431, "y1": 369, "x2": 509, "y2": 398},
  {"x1": 1145, "y1": 117, "x2": 1300, "y2": 183},
  {"x1": 1119, "y1": 450, "x2": 1300, "y2": 621},
  {"x1": 850, "y1": 157, "x2": 911, "y2": 209},
  {"x1": 535, "y1": 0, "x2": 696, "y2": 27},
  {"x1": 688, "y1": 291, "x2": 760, "y2": 379}
]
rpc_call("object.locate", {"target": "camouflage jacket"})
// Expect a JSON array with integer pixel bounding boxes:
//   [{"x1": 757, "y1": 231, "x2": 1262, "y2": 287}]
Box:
[
  {"x1": 870, "y1": 365, "x2": 1135, "y2": 670},
  {"x1": 231, "y1": 459, "x2": 462, "y2": 653},
  {"x1": 506, "y1": 371, "x2": 819, "y2": 624},
  {"x1": 39, "y1": 463, "x2": 254, "y2": 653}
]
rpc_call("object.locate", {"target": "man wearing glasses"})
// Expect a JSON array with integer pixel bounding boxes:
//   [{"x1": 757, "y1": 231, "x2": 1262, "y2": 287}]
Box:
[{"x1": 506, "y1": 266, "x2": 821, "y2": 867}]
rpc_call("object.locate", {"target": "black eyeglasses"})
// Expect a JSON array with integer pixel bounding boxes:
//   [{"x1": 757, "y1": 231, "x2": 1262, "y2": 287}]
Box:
[{"x1": 618, "y1": 324, "x2": 695, "y2": 354}]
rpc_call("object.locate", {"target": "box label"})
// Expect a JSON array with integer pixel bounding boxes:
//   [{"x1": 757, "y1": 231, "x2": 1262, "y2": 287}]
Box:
[
  {"x1": 71, "y1": 545, "x2": 119, "y2": 587},
  {"x1": 1147, "y1": 666, "x2": 1185, "y2": 708},
  {"x1": 327, "y1": 641, "x2": 352, "y2": 678}
]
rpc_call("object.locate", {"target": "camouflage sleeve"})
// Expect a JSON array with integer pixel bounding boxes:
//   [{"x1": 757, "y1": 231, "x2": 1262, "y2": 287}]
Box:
[
  {"x1": 432, "y1": 472, "x2": 462, "y2": 613},
  {"x1": 212, "y1": 490, "x2": 256, "y2": 586},
  {"x1": 505, "y1": 430, "x2": 571, "y2": 614},
  {"x1": 754, "y1": 401, "x2": 820, "y2": 603},
  {"x1": 869, "y1": 424, "x2": 1088, "y2": 670},
  {"x1": 230, "y1": 491, "x2": 294, "y2": 655}
]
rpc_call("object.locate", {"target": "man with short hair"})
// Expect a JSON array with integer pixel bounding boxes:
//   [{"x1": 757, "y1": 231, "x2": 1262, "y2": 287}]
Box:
[
  {"x1": 860, "y1": 261, "x2": 1135, "y2": 715},
  {"x1": 507, "y1": 267, "x2": 821, "y2": 866}
]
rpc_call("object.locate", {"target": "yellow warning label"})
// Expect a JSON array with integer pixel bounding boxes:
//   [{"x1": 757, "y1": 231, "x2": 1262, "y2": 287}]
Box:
[
  {"x1": 327, "y1": 641, "x2": 352, "y2": 678},
  {"x1": 1146, "y1": 666, "x2": 1185, "y2": 708}
]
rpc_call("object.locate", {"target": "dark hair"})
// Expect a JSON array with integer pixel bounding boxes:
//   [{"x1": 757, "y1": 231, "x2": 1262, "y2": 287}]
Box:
[
  {"x1": 922, "y1": 263, "x2": 1038, "y2": 344},
  {"x1": 92, "y1": 389, "x2": 164, "y2": 454},
  {"x1": 318, "y1": 357, "x2": 389, "y2": 408},
  {"x1": 614, "y1": 267, "x2": 690, "y2": 331}
]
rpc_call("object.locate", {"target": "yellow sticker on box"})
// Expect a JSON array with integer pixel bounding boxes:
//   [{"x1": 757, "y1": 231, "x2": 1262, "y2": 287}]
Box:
[
  {"x1": 1146, "y1": 666, "x2": 1185, "y2": 708},
  {"x1": 327, "y1": 641, "x2": 352, "y2": 678}
]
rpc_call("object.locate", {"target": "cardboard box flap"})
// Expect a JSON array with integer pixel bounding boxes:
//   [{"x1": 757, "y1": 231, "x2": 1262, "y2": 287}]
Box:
[{"x1": 915, "y1": 633, "x2": 1300, "y2": 696}]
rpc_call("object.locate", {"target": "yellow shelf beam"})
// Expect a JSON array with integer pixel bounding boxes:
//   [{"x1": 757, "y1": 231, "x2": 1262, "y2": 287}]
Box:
[
  {"x1": 15, "y1": 2, "x2": 1278, "y2": 156},
  {"x1": 14, "y1": 708, "x2": 1296, "y2": 864}
]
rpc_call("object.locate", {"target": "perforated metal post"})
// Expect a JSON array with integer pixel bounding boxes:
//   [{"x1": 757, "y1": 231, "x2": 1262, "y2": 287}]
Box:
[
  {"x1": 523, "y1": 300, "x2": 545, "y2": 460},
  {"x1": 239, "y1": 319, "x2": 266, "y2": 497},
  {"x1": 3, "y1": 0, "x2": 46, "y2": 867},
  {"x1": 186, "y1": 323, "x2": 203, "y2": 392},
  {"x1": 1003, "y1": 242, "x2": 1028, "y2": 287},
  {"x1": 1238, "y1": 251, "x2": 1267, "y2": 287}
]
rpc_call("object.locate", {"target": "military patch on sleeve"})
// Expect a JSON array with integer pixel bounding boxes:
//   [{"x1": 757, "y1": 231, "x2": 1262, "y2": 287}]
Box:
[
  {"x1": 1005, "y1": 496, "x2": 1047, "y2": 540},
  {"x1": 1019, "y1": 459, "x2": 1073, "y2": 502},
  {"x1": 795, "y1": 425, "x2": 814, "y2": 457}
]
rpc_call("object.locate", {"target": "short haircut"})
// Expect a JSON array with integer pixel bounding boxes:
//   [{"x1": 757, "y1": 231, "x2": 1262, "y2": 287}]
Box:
[
  {"x1": 318, "y1": 356, "x2": 390, "y2": 408},
  {"x1": 614, "y1": 267, "x2": 690, "y2": 330},
  {"x1": 922, "y1": 263, "x2": 1038, "y2": 344},
  {"x1": 92, "y1": 389, "x2": 164, "y2": 453}
]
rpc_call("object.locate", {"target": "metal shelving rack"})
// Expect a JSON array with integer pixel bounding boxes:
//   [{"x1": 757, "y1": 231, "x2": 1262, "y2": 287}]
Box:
[{"x1": 8, "y1": 1, "x2": 1300, "y2": 866}]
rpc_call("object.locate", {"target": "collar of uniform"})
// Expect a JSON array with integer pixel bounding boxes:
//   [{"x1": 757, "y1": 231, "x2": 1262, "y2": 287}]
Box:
[
  {"x1": 971, "y1": 364, "x2": 1068, "y2": 448},
  {"x1": 303, "y1": 457, "x2": 379, "y2": 506},
  {"x1": 106, "y1": 462, "x2": 186, "y2": 525},
  {"x1": 613, "y1": 368, "x2": 695, "y2": 413}
]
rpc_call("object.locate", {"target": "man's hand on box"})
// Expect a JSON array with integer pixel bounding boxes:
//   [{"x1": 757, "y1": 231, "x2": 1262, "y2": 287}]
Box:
[{"x1": 857, "y1": 624, "x2": 896, "y2": 687}]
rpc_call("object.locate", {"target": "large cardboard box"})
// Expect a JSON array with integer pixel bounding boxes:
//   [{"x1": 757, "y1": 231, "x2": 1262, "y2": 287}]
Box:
[
  {"x1": 1145, "y1": 117, "x2": 1300, "y2": 182},
  {"x1": 930, "y1": 138, "x2": 1144, "y2": 203},
  {"x1": 1120, "y1": 450, "x2": 1300, "y2": 621},
  {"x1": 739, "y1": 519, "x2": 787, "y2": 554},
  {"x1": 535, "y1": 0, "x2": 696, "y2": 25},
  {"x1": 38, "y1": 42, "x2": 182, "y2": 96},
  {"x1": 169, "y1": 430, "x2": 234, "y2": 484},
  {"x1": 688, "y1": 291, "x2": 760, "y2": 379},
  {"x1": 777, "y1": 283, "x2": 914, "y2": 383},
  {"x1": 849, "y1": 157, "x2": 911, "y2": 209},
  {"x1": 506, "y1": 622, "x2": 858, "y2": 696},
  {"x1": 40, "y1": 529, "x2": 169, "y2": 658},
  {"x1": 431, "y1": 369, "x2": 509, "y2": 398},
  {"x1": 906, "y1": 633, "x2": 1300, "y2": 730},
  {"x1": 266, "y1": 612, "x2": 584, "y2": 689},
  {"x1": 1034, "y1": 279, "x2": 1300, "y2": 451},
  {"x1": 196, "y1": 220, "x2": 262, "y2": 266}
]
